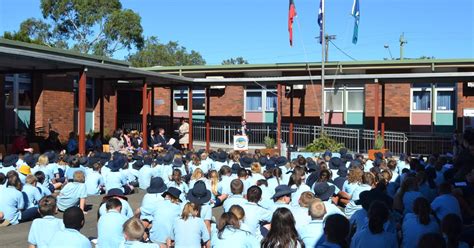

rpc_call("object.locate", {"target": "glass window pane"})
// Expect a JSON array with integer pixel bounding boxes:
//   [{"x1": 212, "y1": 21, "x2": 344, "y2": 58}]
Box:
[
  {"x1": 437, "y1": 91, "x2": 453, "y2": 111},
  {"x1": 325, "y1": 90, "x2": 343, "y2": 111},
  {"x1": 174, "y1": 90, "x2": 188, "y2": 111},
  {"x1": 412, "y1": 91, "x2": 431, "y2": 110},
  {"x1": 5, "y1": 80, "x2": 14, "y2": 106},
  {"x1": 347, "y1": 91, "x2": 364, "y2": 111},
  {"x1": 18, "y1": 82, "x2": 32, "y2": 107},
  {"x1": 193, "y1": 98, "x2": 205, "y2": 110},
  {"x1": 266, "y1": 91, "x2": 277, "y2": 111},
  {"x1": 246, "y1": 92, "x2": 262, "y2": 111}
]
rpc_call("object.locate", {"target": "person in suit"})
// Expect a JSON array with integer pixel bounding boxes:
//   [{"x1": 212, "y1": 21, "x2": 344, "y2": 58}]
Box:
[{"x1": 155, "y1": 128, "x2": 170, "y2": 149}]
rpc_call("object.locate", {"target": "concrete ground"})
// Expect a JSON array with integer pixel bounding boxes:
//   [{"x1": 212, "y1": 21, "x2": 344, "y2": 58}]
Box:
[{"x1": 0, "y1": 189, "x2": 223, "y2": 248}]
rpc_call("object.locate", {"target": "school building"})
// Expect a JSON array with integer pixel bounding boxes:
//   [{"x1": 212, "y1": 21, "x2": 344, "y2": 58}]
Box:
[{"x1": 1, "y1": 38, "x2": 474, "y2": 154}]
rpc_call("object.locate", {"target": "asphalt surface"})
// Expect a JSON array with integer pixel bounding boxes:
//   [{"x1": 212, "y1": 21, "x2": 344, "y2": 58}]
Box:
[{"x1": 0, "y1": 189, "x2": 223, "y2": 248}]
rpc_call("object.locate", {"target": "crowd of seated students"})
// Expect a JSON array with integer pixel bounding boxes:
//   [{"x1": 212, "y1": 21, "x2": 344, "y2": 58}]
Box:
[{"x1": 0, "y1": 127, "x2": 473, "y2": 248}]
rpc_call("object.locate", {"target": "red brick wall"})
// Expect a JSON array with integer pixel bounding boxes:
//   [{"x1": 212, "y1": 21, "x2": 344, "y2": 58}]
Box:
[
  {"x1": 35, "y1": 75, "x2": 75, "y2": 143},
  {"x1": 281, "y1": 85, "x2": 322, "y2": 124}
]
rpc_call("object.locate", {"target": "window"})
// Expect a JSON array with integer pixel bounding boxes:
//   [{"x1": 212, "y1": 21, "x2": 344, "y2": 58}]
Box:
[
  {"x1": 246, "y1": 92, "x2": 262, "y2": 111},
  {"x1": 73, "y1": 78, "x2": 95, "y2": 109},
  {"x1": 347, "y1": 90, "x2": 364, "y2": 111},
  {"x1": 4, "y1": 80, "x2": 14, "y2": 106},
  {"x1": 18, "y1": 82, "x2": 32, "y2": 107},
  {"x1": 4, "y1": 74, "x2": 32, "y2": 108},
  {"x1": 173, "y1": 88, "x2": 205, "y2": 111},
  {"x1": 412, "y1": 90, "x2": 431, "y2": 111},
  {"x1": 265, "y1": 91, "x2": 277, "y2": 111},
  {"x1": 325, "y1": 90, "x2": 343, "y2": 112},
  {"x1": 437, "y1": 91, "x2": 454, "y2": 111}
]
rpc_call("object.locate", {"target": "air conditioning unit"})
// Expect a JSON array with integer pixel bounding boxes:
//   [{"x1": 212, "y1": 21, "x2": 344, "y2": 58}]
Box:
[{"x1": 286, "y1": 84, "x2": 305, "y2": 90}]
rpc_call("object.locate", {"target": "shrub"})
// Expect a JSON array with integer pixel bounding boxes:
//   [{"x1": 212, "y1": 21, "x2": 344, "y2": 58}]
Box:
[
  {"x1": 264, "y1": 136, "x2": 276, "y2": 149},
  {"x1": 305, "y1": 133, "x2": 345, "y2": 152},
  {"x1": 374, "y1": 135, "x2": 384, "y2": 149}
]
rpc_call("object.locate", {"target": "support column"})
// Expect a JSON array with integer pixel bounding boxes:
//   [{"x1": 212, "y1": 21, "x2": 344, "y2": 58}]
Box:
[
  {"x1": 142, "y1": 81, "x2": 148, "y2": 149},
  {"x1": 188, "y1": 86, "x2": 193, "y2": 150},
  {"x1": 289, "y1": 85, "x2": 294, "y2": 146},
  {"x1": 374, "y1": 82, "x2": 380, "y2": 141},
  {"x1": 114, "y1": 86, "x2": 118, "y2": 130},
  {"x1": 277, "y1": 84, "x2": 282, "y2": 154},
  {"x1": 99, "y1": 79, "x2": 105, "y2": 140},
  {"x1": 205, "y1": 87, "x2": 211, "y2": 151},
  {"x1": 151, "y1": 86, "x2": 155, "y2": 129},
  {"x1": 381, "y1": 83, "x2": 385, "y2": 139},
  {"x1": 0, "y1": 74, "x2": 5, "y2": 145},
  {"x1": 78, "y1": 69, "x2": 87, "y2": 155},
  {"x1": 169, "y1": 88, "x2": 174, "y2": 134}
]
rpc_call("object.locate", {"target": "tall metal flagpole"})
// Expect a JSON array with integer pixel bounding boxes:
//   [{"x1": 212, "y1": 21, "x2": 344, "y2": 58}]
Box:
[{"x1": 321, "y1": 0, "x2": 326, "y2": 132}]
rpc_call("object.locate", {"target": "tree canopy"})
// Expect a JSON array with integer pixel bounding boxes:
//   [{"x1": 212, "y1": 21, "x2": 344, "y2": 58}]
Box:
[
  {"x1": 221, "y1": 57, "x2": 249, "y2": 65},
  {"x1": 2, "y1": 0, "x2": 144, "y2": 57},
  {"x1": 127, "y1": 36, "x2": 206, "y2": 67}
]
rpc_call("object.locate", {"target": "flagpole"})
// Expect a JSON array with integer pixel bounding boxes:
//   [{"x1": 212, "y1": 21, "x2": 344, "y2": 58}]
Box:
[{"x1": 321, "y1": 0, "x2": 325, "y2": 132}]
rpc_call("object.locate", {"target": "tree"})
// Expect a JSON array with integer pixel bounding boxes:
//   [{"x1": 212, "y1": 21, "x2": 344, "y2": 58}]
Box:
[
  {"x1": 221, "y1": 57, "x2": 249, "y2": 65},
  {"x1": 2, "y1": 0, "x2": 144, "y2": 57},
  {"x1": 127, "y1": 36, "x2": 206, "y2": 67}
]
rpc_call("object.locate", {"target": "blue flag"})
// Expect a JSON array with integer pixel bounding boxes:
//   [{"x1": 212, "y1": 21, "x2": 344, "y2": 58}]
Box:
[
  {"x1": 318, "y1": 0, "x2": 324, "y2": 44},
  {"x1": 352, "y1": 0, "x2": 360, "y2": 44}
]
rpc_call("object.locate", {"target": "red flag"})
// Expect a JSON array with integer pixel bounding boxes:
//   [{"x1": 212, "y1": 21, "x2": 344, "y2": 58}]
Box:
[{"x1": 288, "y1": 0, "x2": 297, "y2": 46}]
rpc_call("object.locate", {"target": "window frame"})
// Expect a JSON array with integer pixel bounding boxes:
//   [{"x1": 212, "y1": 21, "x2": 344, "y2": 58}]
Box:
[
  {"x1": 172, "y1": 88, "x2": 206, "y2": 113},
  {"x1": 435, "y1": 88, "x2": 455, "y2": 113},
  {"x1": 324, "y1": 88, "x2": 344, "y2": 112},
  {"x1": 411, "y1": 87, "x2": 432, "y2": 113},
  {"x1": 345, "y1": 87, "x2": 364, "y2": 113}
]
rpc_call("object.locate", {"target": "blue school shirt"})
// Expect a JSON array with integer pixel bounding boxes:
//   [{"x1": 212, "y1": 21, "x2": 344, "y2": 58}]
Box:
[
  {"x1": 99, "y1": 198, "x2": 134, "y2": 219},
  {"x1": 342, "y1": 181, "x2": 360, "y2": 196},
  {"x1": 121, "y1": 240, "x2": 159, "y2": 248},
  {"x1": 28, "y1": 215, "x2": 65, "y2": 247},
  {"x1": 138, "y1": 165, "x2": 155, "y2": 190},
  {"x1": 22, "y1": 184, "x2": 43, "y2": 209},
  {"x1": 149, "y1": 200, "x2": 182, "y2": 243},
  {"x1": 0, "y1": 166, "x2": 15, "y2": 175},
  {"x1": 122, "y1": 168, "x2": 139, "y2": 184},
  {"x1": 403, "y1": 191, "x2": 424, "y2": 214},
  {"x1": 223, "y1": 194, "x2": 248, "y2": 212},
  {"x1": 241, "y1": 202, "x2": 273, "y2": 235},
  {"x1": 0, "y1": 186, "x2": 25, "y2": 225},
  {"x1": 167, "y1": 181, "x2": 189, "y2": 202},
  {"x1": 344, "y1": 184, "x2": 371, "y2": 218},
  {"x1": 291, "y1": 205, "x2": 312, "y2": 230},
  {"x1": 104, "y1": 171, "x2": 127, "y2": 193},
  {"x1": 200, "y1": 203, "x2": 213, "y2": 221},
  {"x1": 290, "y1": 183, "x2": 311, "y2": 207},
  {"x1": 56, "y1": 182, "x2": 87, "y2": 211},
  {"x1": 350, "y1": 228, "x2": 398, "y2": 248},
  {"x1": 217, "y1": 175, "x2": 233, "y2": 195},
  {"x1": 140, "y1": 193, "x2": 165, "y2": 221},
  {"x1": 31, "y1": 166, "x2": 55, "y2": 183},
  {"x1": 172, "y1": 216, "x2": 210, "y2": 248},
  {"x1": 38, "y1": 183, "x2": 52, "y2": 196},
  {"x1": 316, "y1": 241, "x2": 342, "y2": 248},
  {"x1": 431, "y1": 193, "x2": 462, "y2": 221},
  {"x1": 48, "y1": 228, "x2": 91, "y2": 248},
  {"x1": 402, "y1": 213, "x2": 439, "y2": 248},
  {"x1": 298, "y1": 219, "x2": 325, "y2": 248},
  {"x1": 211, "y1": 227, "x2": 260, "y2": 248},
  {"x1": 98, "y1": 209, "x2": 127, "y2": 248},
  {"x1": 85, "y1": 171, "x2": 104, "y2": 196}
]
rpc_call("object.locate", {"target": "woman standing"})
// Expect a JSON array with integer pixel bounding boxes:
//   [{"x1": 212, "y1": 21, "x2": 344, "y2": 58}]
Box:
[
  {"x1": 261, "y1": 208, "x2": 302, "y2": 248},
  {"x1": 178, "y1": 118, "x2": 190, "y2": 150},
  {"x1": 108, "y1": 129, "x2": 125, "y2": 153}
]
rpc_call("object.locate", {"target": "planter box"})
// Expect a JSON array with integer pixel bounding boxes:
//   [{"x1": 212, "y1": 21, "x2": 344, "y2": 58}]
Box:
[
  {"x1": 368, "y1": 149, "x2": 388, "y2": 161},
  {"x1": 261, "y1": 148, "x2": 280, "y2": 156}
]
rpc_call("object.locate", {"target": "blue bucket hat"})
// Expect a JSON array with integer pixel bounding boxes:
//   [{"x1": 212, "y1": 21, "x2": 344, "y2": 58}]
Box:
[
  {"x1": 275, "y1": 156, "x2": 288, "y2": 167},
  {"x1": 163, "y1": 153, "x2": 173, "y2": 165},
  {"x1": 240, "y1": 157, "x2": 254, "y2": 168},
  {"x1": 265, "y1": 159, "x2": 276, "y2": 170}
]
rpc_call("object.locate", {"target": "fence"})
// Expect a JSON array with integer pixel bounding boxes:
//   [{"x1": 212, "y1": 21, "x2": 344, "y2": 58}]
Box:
[{"x1": 118, "y1": 115, "x2": 453, "y2": 155}]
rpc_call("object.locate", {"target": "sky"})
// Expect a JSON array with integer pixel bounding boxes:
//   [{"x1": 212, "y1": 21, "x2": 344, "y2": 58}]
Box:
[{"x1": 0, "y1": 0, "x2": 473, "y2": 65}]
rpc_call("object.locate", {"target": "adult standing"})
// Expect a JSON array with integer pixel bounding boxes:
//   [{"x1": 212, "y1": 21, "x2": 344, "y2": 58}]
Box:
[
  {"x1": 108, "y1": 129, "x2": 125, "y2": 154},
  {"x1": 178, "y1": 118, "x2": 190, "y2": 150}
]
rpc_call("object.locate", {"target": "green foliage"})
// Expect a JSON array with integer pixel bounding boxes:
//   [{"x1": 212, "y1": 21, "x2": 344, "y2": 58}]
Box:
[
  {"x1": 128, "y1": 36, "x2": 206, "y2": 67},
  {"x1": 221, "y1": 57, "x2": 249, "y2": 65},
  {"x1": 3, "y1": 0, "x2": 144, "y2": 57},
  {"x1": 264, "y1": 136, "x2": 276, "y2": 149},
  {"x1": 305, "y1": 133, "x2": 345, "y2": 152},
  {"x1": 374, "y1": 135, "x2": 385, "y2": 150}
]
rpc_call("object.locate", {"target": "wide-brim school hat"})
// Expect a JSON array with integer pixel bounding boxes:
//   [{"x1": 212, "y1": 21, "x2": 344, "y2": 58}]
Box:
[
  {"x1": 271, "y1": 185, "x2": 296, "y2": 200},
  {"x1": 240, "y1": 157, "x2": 254, "y2": 168},
  {"x1": 110, "y1": 156, "x2": 126, "y2": 172},
  {"x1": 162, "y1": 187, "x2": 182, "y2": 202},
  {"x1": 217, "y1": 151, "x2": 227, "y2": 162},
  {"x1": 163, "y1": 153, "x2": 174, "y2": 165},
  {"x1": 2, "y1": 154, "x2": 18, "y2": 167},
  {"x1": 18, "y1": 164, "x2": 31, "y2": 175},
  {"x1": 231, "y1": 163, "x2": 241, "y2": 174},
  {"x1": 104, "y1": 188, "x2": 128, "y2": 201},
  {"x1": 275, "y1": 156, "x2": 288, "y2": 167},
  {"x1": 328, "y1": 157, "x2": 342, "y2": 170},
  {"x1": 147, "y1": 177, "x2": 167, "y2": 194},
  {"x1": 172, "y1": 158, "x2": 184, "y2": 168},
  {"x1": 313, "y1": 182, "x2": 336, "y2": 201},
  {"x1": 187, "y1": 181, "x2": 211, "y2": 205}
]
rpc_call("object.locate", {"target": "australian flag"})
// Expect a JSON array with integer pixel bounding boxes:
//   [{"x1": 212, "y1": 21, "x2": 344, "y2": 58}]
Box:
[
  {"x1": 352, "y1": 0, "x2": 360, "y2": 44},
  {"x1": 318, "y1": 0, "x2": 324, "y2": 44}
]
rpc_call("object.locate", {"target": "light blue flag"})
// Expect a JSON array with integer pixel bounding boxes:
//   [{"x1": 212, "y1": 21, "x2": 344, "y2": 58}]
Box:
[{"x1": 352, "y1": 0, "x2": 360, "y2": 44}]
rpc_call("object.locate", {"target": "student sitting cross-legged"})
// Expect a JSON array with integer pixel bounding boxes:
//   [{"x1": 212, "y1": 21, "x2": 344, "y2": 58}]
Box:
[
  {"x1": 57, "y1": 171, "x2": 87, "y2": 213},
  {"x1": 47, "y1": 206, "x2": 91, "y2": 248},
  {"x1": 27, "y1": 195, "x2": 65, "y2": 248}
]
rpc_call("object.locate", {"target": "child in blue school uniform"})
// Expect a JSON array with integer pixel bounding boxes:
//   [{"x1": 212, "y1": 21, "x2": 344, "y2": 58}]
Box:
[
  {"x1": 171, "y1": 202, "x2": 210, "y2": 248},
  {"x1": 211, "y1": 212, "x2": 260, "y2": 248},
  {"x1": 137, "y1": 156, "x2": 156, "y2": 190},
  {"x1": 97, "y1": 198, "x2": 128, "y2": 248},
  {"x1": 187, "y1": 181, "x2": 213, "y2": 233},
  {"x1": 316, "y1": 214, "x2": 350, "y2": 248},
  {"x1": 149, "y1": 187, "x2": 183, "y2": 246},
  {"x1": 34, "y1": 171, "x2": 52, "y2": 196},
  {"x1": 167, "y1": 168, "x2": 189, "y2": 202},
  {"x1": 22, "y1": 175, "x2": 43, "y2": 209},
  {"x1": 57, "y1": 170, "x2": 87, "y2": 212},
  {"x1": 84, "y1": 161, "x2": 104, "y2": 196},
  {"x1": 122, "y1": 217, "x2": 159, "y2": 248},
  {"x1": 27, "y1": 195, "x2": 65, "y2": 247},
  {"x1": 104, "y1": 155, "x2": 134, "y2": 195},
  {"x1": 65, "y1": 156, "x2": 86, "y2": 182},
  {"x1": 139, "y1": 177, "x2": 167, "y2": 222},
  {"x1": 47, "y1": 206, "x2": 91, "y2": 248},
  {"x1": 98, "y1": 188, "x2": 134, "y2": 219},
  {"x1": 0, "y1": 172, "x2": 25, "y2": 226}
]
